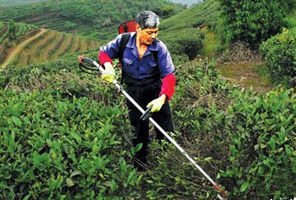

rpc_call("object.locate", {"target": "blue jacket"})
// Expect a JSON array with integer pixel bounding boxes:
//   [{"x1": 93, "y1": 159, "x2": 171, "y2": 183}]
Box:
[{"x1": 100, "y1": 32, "x2": 174, "y2": 80}]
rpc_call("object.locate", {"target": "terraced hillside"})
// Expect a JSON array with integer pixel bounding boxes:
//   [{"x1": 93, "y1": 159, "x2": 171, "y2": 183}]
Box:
[
  {"x1": 0, "y1": 0, "x2": 183, "y2": 41},
  {"x1": 0, "y1": 21, "x2": 38, "y2": 65},
  {"x1": 0, "y1": 0, "x2": 47, "y2": 7},
  {"x1": 0, "y1": 24, "x2": 100, "y2": 68},
  {"x1": 160, "y1": 0, "x2": 220, "y2": 32}
]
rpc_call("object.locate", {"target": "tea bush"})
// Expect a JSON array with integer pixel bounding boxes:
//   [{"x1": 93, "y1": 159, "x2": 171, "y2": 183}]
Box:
[
  {"x1": 0, "y1": 50, "x2": 146, "y2": 199},
  {"x1": 143, "y1": 57, "x2": 296, "y2": 199},
  {"x1": 160, "y1": 0, "x2": 221, "y2": 33},
  {"x1": 0, "y1": 89, "x2": 142, "y2": 199},
  {"x1": 144, "y1": 58, "x2": 234, "y2": 199},
  {"x1": 260, "y1": 28, "x2": 296, "y2": 80},
  {"x1": 279, "y1": 0, "x2": 296, "y2": 13},
  {"x1": 2, "y1": 37, "x2": 296, "y2": 199},
  {"x1": 219, "y1": 0, "x2": 286, "y2": 48},
  {"x1": 0, "y1": 50, "x2": 117, "y2": 100},
  {"x1": 159, "y1": 28, "x2": 205, "y2": 61},
  {"x1": 285, "y1": 15, "x2": 296, "y2": 29},
  {"x1": 221, "y1": 88, "x2": 296, "y2": 199}
]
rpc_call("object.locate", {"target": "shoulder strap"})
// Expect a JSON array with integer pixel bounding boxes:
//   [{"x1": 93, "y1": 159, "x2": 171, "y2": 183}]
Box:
[
  {"x1": 152, "y1": 39, "x2": 159, "y2": 78},
  {"x1": 119, "y1": 33, "x2": 130, "y2": 85},
  {"x1": 120, "y1": 35, "x2": 160, "y2": 84},
  {"x1": 152, "y1": 39, "x2": 159, "y2": 65},
  {"x1": 119, "y1": 33, "x2": 130, "y2": 62}
]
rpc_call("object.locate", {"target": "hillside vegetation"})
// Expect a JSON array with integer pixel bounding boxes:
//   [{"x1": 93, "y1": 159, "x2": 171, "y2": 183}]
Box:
[
  {"x1": 1, "y1": 49, "x2": 296, "y2": 199},
  {"x1": 1, "y1": 0, "x2": 296, "y2": 199},
  {"x1": 0, "y1": 0, "x2": 184, "y2": 41},
  {"x1": 0, "y1": 21, "x2": 38, "y2": 66},
  {"x1": 0, "y1": 21, "x2": 100, "y2": 68},
  {"x1": 155, "y1": 0, "x2": 221, "y2": 63},
  {"x1": 0, "y1": 0, "x2": 47, "y2": 7},
  {"x1": 160, "y1": 0, "x2": 220, "y2": 32},
  {"x1": 169, "y1": 0, "x2": 203, "y2": 7},
  {"x1": 285, "y1": 9, "x2": 296, "y2": 28}
]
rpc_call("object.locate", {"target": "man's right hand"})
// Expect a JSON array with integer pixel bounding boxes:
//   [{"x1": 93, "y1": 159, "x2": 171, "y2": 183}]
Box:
[{"x1": 102, "y1": 62, "x2": 115, "y2": 83}]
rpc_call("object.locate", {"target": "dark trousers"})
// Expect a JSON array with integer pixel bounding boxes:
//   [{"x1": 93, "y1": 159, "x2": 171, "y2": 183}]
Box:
[{"x1": 125, "y1": 77, "x2": 174, "y2": 163}]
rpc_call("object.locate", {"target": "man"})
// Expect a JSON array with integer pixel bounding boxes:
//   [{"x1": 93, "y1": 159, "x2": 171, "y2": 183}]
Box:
[{"x1": 98, "y1": 11, "x2": 176, "y2": 170}]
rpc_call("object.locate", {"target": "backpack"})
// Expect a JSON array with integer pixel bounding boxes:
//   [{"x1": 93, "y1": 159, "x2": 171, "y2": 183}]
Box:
[
  {"x1": 117, "y1": 20, "x2": 159, "y2": 83},
  {"x1": 118, "y1": 20, "x2": 137, "y2": 34}
]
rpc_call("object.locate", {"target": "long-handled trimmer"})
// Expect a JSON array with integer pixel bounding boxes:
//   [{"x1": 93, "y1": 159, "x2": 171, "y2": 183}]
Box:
[{"x1": 79, "y1": 57, "x2": 228, "y2": 200}]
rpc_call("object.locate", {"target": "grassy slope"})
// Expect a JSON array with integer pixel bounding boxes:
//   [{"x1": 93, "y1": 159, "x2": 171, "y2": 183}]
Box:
[
  {"x1": 0, "y1": 0, "x2": 183, "y2": 41},
  {"x1": 159, "y1": 0, "x2": 221, "y2": 58},
  {"x1": 284, "y1": 8, "x2": 296, "y2": 28},
  {"x1": 0, "y1": 21, "x2": 38, "y2": 64},
  {"x1": 160, "y1": 0, "x2": 275, "y2": 93},
  {"x1": 0, "y1": 0, "x2": 47, "y2": 7},
  {"x1": 1, "y1": 1, "x2": 296, "y2": 199},
  {"x1": 216, "y1": 7, "x2": 296, "y2": 92},
  {"x1": 0, "y1": 22, "x2": 99, "y2": 68},
  {"x1": 161, "y1": 0, "x2": 220, "y2": 31}
]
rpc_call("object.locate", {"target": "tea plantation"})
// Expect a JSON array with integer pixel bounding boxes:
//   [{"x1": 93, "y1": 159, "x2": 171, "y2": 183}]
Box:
[
  {"x1": 0, "y1": 0, "x2": 184, "y2": 41},
  {"x1": 1, "y1": 45, "x2": 296, "y2": 199},
  {"x1": 1, "y1": 0, "x2": 296, "y2": 199},
  {"x1": 0, "y1": 21, "x2": 100, "y2": 68}
]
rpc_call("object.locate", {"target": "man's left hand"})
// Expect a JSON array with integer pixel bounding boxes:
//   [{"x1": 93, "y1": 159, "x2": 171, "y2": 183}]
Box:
[{"x1": 147, "y1": 94, "x2": 166, "y2": 112}]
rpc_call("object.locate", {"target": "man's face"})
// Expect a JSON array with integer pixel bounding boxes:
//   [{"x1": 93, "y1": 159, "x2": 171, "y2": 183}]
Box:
[{"x1": 137, "y1": 26, "x2": 159, "y2": 46}]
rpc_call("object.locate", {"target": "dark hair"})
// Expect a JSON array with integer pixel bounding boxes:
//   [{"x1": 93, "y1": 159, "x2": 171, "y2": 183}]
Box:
[{"x1": 136, "y1": 11, "x2": 160, "y2": 29}]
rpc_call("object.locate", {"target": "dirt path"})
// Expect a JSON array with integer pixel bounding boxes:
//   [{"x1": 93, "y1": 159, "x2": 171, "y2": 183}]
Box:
[
  {"x1": 216, "y1": 62, "x2": 273, "y2": 93},
  {"x1": 1, "y1": 28, "x2": 47, "y2": 68},
  {"x1": 201, "y1": 28, "x2": 273, "y2": 93}
]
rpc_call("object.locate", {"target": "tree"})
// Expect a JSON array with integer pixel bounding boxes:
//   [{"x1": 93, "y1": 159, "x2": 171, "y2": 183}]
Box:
[{"x1": 219, "y1": 0, "x2": 288, "y2": 48}]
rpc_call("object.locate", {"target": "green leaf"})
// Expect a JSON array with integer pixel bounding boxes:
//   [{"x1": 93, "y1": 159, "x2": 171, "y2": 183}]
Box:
[
  {"x1": 110, "y1": 179, "x2": 118, "y2": 192},
  {"x1": 66, "y1": 178, "x2": 75, "y2": 187},
  {"x1": 102, "y1": 180, "x2": 112, "y2": 187},
  {"x1": 11, "y1": 116, "x2": 21, "y2": 127},
  {"x1": 71, "y1": 132, "x2": 82, "y2": 144},
  {"x1": 268, "y1": 135, "x2": 276, "y2": 151},
  {"x1": 258, "y1": 166, "x2": 265, "y2": 175},
  {"x1": 70, "y1": 170, "x2": 81, "y2": 177},
  {"x1": 146, "y1": 180, "x2": 153, "y2": 184},
  {"x1": 285, "y1": 145, "x2": 292, "y2": 156},
  {"x1": 240, "y1": 182, "x2": 249, "y2": 192},
  {"x1": 263, "y1": 159, "x2": 272, "y2": 167},
  {"x1": 204, "y1": 157, "x2": 213, "y2": 162},
  {"x1": 135, "y1": 143, "x2": 142, "y2": 152},
  {"x1": 279, "y1": 127, "x2": 286, "y2": 144},
  {"x1": 23, "y1": 194, "x2": 31, "y2": 200}
]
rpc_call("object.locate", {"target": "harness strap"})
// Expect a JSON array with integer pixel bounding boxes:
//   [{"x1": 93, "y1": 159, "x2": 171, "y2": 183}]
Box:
[
  {"x1": 119, "y1": 33, "x2": 160, "y2": 85},
  {"x1": 119, "y1": 33, "x2": 130, "y2": 85},
  {"x1": 123, "y1": 23, "x2": 128, "y2": 33}
]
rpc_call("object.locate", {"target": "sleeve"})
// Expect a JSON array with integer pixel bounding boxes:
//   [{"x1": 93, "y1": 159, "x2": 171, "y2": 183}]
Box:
[
  {"x1": 98, "y1": 34, "x2": 122, "y2": 64},
  {"x1": 157, "y1": 41, "x2": 176, "y2": 101},
  {"x1": 98, "y1": 51, "x2": 113, "y2": 65},
  {"x1": 159, "y1": 73, "x2": 176, "y2": 101}
]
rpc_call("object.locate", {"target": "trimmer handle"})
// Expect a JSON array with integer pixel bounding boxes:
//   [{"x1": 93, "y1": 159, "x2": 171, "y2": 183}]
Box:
[{"x1": 140, "y1": 106, "x2": 152, "y2": 121}]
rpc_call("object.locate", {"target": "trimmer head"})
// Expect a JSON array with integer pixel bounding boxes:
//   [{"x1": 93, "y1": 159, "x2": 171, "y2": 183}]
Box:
[{"x1": 214, "y1": 184, "x2": 228, "y2": 200}]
